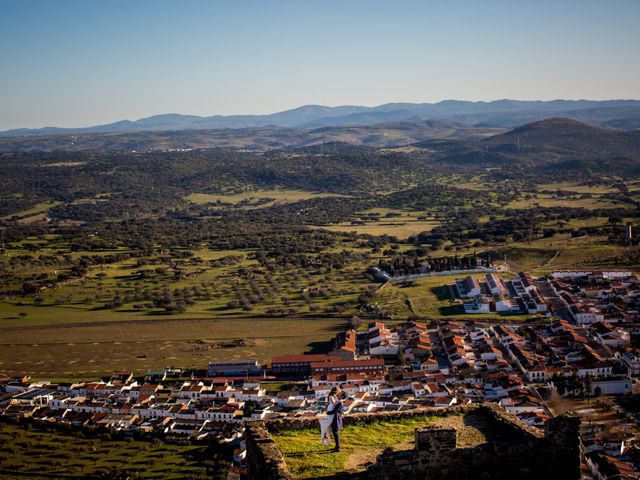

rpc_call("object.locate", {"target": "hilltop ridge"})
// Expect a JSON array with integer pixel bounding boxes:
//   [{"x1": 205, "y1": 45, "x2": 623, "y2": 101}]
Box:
[{"x1": 3, "y1": 99, "x2": 640, "y2": 137}]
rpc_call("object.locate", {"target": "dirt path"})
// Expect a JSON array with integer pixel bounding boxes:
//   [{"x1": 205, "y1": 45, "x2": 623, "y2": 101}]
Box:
[{"x1": 535, "y1": 249, "x2": 561, "y2": 269}]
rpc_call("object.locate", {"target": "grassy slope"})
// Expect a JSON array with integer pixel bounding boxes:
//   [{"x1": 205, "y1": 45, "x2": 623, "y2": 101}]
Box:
[{"x1": 0, "y1": 200, "x2": 62, "y2": 220}]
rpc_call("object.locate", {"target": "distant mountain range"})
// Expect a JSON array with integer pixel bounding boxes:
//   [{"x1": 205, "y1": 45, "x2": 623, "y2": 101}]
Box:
[{"x1": 3, "y1": 99, "x2": 640, "y2": 137}]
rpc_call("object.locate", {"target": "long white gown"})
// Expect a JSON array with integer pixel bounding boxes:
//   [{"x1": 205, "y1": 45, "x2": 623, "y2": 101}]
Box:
[{"x1": 319, "y1": 414, "x2": 334, "y2": 445}]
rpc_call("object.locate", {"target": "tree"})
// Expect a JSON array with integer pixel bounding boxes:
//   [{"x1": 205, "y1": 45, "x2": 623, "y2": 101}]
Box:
[
  {"x1": 583, "y1": 375, "x2": 593, "y2": 400},
  {"x1": 396, "y1": 347, "x2": 405, "y2": 366},
  {"x1": 551, "y1": 374, "x2": 567, "y2": 396}
]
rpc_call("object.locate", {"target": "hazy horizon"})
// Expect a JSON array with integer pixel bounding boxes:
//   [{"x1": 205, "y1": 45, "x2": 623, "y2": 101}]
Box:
[
  {"x1": 1, "y1": 0, "x2": 640, "y2": 130},
  {"x1": 5, "y1": 97, "x2": 640, "y2": 132}
]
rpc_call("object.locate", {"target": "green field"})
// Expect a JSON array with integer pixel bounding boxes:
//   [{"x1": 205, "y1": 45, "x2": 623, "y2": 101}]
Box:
[
  {"x1": 453, "y1": 179, "x2": 625, "y2": 210},
  {"x1": 0, "y1": 236, "x2": 372, "y2": 325},
  {"x1": 502, "y1": 234, "x2": 639, "y2": 275},
  {"x1": 369, "y1": 273, "x2": 536, "y2": 322},
  {"x1": 0, "y1": 316, "x2": 345, "y2": 379},
  {"x1": 0, "y1": 422, "x2": 223, "y2": 479},
  {"x1": 1, "y1": 200, "x2": 62, "y2": 220},
  {"x1": 505, "y1": 195, "x2": 622, "y2": 210},
  {"x1": 317, "y1": 208, "x2": 439, "y2": 239},
  {"x1": 185, "y1": 189, "x2": 348, "y2": 208},
  {"x1": 537, "y1": 181, "x2": 620, "y2": 195}
]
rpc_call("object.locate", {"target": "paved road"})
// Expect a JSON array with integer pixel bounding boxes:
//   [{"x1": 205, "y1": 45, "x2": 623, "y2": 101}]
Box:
[{"x1": 536, "y1": 279, "x2": 574, "y2": 322}]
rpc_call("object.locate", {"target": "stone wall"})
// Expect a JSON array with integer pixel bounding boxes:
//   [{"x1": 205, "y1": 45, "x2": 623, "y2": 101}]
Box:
[
  {"x1": 244, "y1": 420, "x2": 293, "y2": 480},
  {"x1": 371, "y1": 412, "x2": 580, "y2": 480},
  {"x1": 245, "y1": 404, "x2": 581, "y2": 480}
]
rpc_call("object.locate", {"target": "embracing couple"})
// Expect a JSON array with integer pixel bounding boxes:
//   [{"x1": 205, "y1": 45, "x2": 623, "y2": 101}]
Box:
[{"x1": 320, "y1": 386, "x2": 346, "y2": 452}]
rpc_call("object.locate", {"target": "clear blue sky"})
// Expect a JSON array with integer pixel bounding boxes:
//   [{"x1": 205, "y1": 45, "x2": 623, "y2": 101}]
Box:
[{"x1": 1, "y1": 0, "x2": 639, "y2": 129}]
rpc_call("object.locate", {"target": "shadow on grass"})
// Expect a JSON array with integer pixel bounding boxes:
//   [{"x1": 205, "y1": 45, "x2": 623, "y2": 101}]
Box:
[
  {"x1": 462, "y1": 410, "x2": 524, "y2": 443},
  {"x1": 431, "y1": 285, "x2": 454, "y2": 301},
  {"x1": 324, "y1": 322, "x2": 351, "y2": 333},
  {"x1": 438, "y1": 304, "x2": 465, "y2": 316},
  {"x1": 306, "y1": 340, "x2": 334, "y2": 354},
  {"x1": 207, "y1": 305, "x2": 234, "y2": 312},
  {"x1": 145, "y1": 310, "x2": 175, "y2": 316},
  {"x1": 286, "y1": 449, "x2": 336, "y2": 457}
]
